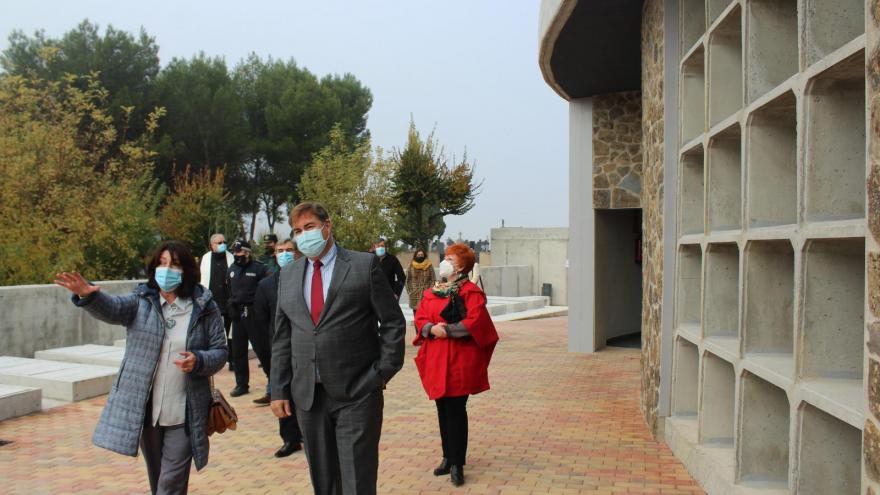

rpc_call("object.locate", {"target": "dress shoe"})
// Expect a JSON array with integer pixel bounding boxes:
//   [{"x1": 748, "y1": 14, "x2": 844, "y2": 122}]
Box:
[
  {"x1": 433, "y1": 458, "x2": 451, "y2": 476},
  {"x1": 274, "y1": 442, "x2": 302, "y2": 458},
  {"x1": 450, "y1": 465, "x2": 464, "y2": 486},
  {"x1": 229, "y1": 386, "x2": 249, "y2": 397},
  {"x1": 252, "y1": 393, "x2": 271, "y2": 405}
]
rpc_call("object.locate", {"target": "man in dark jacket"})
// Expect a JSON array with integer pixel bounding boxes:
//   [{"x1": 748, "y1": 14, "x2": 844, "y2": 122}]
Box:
[
  {"x1": 253, "y1": 238, "x2": 303, "y2": 457},
  {"x1": 371, "y1": 238, "x2": 406, "y2": 300},
  {"x1": 227, "y1": 240, "x2": 271, "y2": 398}
]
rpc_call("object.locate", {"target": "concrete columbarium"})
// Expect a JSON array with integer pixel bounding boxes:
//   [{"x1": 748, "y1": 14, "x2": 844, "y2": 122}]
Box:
[
  {"x1": 539, "y1": 0, "x2": 874, "y2": 491},
  {"x1": 665, "y1": 0, "x2": 868, "y2": 493}
]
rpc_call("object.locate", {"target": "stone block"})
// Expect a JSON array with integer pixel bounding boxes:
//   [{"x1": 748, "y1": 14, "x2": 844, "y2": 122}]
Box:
[
  {"x1": 612, "y1": 188, "x2": 641, "y2": 209},
  {"x1": 870, "y1": 165, "x2": 880, "y2": 244},
  {"x1": 872, "y1": 359, "x2": 880, "y2": 424},
  {"x1": 0, "y1": 384, "x2": 41, "y2": 421},
  {"x1": 0, "y1": 356, "x2": 117, "y2": 402},
  {"x1": 872, "y1": 252, "x2": 880, "y2": 318},
  {"x1": 866, "y1": 419, "x2": 880, "y2": 482},
  {"x1": 35, "y1": 345, "x2": 125, "y2": 368},
  {"x1": 593, "y1": 189, "x2": 611, "y2": 209},
  {"x1": 869, "y1": 322, "x2": 880, "y2": 357}
]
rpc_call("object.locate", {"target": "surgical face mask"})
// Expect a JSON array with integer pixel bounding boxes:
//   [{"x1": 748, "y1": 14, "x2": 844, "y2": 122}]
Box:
[
  {"x1": 277, "y1": 251, "x2": 295, "y2": 268},
  {"x1": 155, "y1": 267, "x2": 183, "y2": 292},
  {"x1": 375, "y1": 247, "x2": 386, "y2": 257},
  {"x1": 295, "y1": 225, "x2": 329, "y2": 258},
  {"x1": 215, "y1": 243, "x2": 227, "y2": 254},
  {"x1": 438, "y1": 259, "x2": 455, "y2": 280}
]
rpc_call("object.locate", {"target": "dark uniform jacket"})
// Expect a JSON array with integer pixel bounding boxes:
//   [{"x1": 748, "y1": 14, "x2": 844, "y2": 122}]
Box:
[
  {"x1": 227, "y1": 260, "x2": 269, "y2": 317},
  {"x1": 253, "y1": 271, "x2": 280, "y2": 339}
]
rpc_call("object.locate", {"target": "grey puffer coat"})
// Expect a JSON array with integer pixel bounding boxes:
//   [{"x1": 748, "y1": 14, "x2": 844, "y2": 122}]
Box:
[{"x1": 73, "y1": 283, "x2": 227, "y2": 470}]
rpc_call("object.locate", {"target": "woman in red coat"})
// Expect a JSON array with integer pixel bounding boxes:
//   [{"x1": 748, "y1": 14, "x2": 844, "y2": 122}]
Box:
[{"x1": 414, "y1": 243, "x2": 498, "y2": 487}]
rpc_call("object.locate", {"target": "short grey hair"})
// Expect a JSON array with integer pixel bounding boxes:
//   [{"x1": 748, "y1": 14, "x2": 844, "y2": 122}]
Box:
[{"x1": 210, "y1": 233, "x2": 226, "y2": 244}]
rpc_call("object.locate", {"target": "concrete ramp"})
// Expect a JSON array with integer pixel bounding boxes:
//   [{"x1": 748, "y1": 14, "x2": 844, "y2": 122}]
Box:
[
  {"x1": 36, "y1": 344, "x2": 124, "y2": 368},
  {"x1": 0, "y1": 384, "x2": 42, "y2": 421},
  {"x1": 0, "y1": 356, "x2": 117, "y2": 402}
]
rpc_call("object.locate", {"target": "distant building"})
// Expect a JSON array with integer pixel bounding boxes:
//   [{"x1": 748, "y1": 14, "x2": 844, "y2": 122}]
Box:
[{"x1": 539, "y1": 1, "x2": 876, "y2": 492}]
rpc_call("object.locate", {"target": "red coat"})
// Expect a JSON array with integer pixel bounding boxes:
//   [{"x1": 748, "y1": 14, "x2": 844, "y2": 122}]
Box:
[{"x1": 413, "y1": 280, "x2": 498, "y2": 400}]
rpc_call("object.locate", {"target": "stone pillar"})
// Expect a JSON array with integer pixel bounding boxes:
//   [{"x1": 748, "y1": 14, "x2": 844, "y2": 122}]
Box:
[
  {"x1": 640, "y1": 0, "x2": 665, "y2": 436},
  {"x1": 865, "y1": 2, "x2": 880, "y2": 492}
]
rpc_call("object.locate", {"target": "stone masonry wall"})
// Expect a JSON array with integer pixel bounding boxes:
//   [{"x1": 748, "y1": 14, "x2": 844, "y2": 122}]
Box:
[
  {"x1": 592, "y1": 91, "x2": 643, "y2": 209},
  {"x1": 865, "y1": 1, "x2": 880, "y2": 492},
  {"x1": 639, "y1": 0, "x2": 664, "y2": 437}
]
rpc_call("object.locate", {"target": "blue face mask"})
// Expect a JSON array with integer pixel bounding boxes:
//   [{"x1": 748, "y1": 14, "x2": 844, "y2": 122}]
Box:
[
  {"x1": 375, "y1": 247, "x2": 386, "y2": 257},
  {"x1": 277, "y1": 251, "x2": 295, "y2": 268},
  {"x1": 155, "y1": 267, "x2": 183, "y2": 292},
  {"x1": 295, "y1": 226, "x2": 329, "y2": 258},
  {"x1": 215, "y1": 243, "x2": 227, "y2": 254}
]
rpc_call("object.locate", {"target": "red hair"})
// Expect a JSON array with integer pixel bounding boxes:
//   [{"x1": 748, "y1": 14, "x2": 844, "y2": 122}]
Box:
[{"x1": 445, "y1": 243, "x2": 476, "y2": 274}]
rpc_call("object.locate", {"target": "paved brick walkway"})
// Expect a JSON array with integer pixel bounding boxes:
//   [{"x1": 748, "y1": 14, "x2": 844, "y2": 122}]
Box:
[{"x1": 0, "y1": 317, "x2": 702, "y2": 494}]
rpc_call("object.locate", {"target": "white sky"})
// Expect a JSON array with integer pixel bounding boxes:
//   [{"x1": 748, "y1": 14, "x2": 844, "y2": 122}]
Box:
[{"x1": 0, "y1": 0, "x2": 569, "y2": 242}]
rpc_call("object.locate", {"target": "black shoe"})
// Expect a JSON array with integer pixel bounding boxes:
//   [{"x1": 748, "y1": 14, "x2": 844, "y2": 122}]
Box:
[
  {"x1": 252, "y1": 393, "x2": 271, "y2": 405},
  {"x1": 433, "y1": 458, "x2": 451, "y2": 476},
  {"x1": 274, "y1": 442, "x2": 302, "y2": 458},
  {"x1": 450, "y1": 465, "x2": 464, "y2": 486},
  {"x1": 229, "y1": 386, "x2": 249, "y2": 397}
]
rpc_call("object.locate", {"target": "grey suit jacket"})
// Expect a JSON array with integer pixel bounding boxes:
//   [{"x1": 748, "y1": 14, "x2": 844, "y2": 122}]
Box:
[{"x1": 270, "y1": 245, "x2": 406, "y2": 410}]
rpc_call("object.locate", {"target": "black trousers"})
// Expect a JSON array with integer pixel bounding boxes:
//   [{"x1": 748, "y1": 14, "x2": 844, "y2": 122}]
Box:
[
  {"x1": 231, "y1": 309, "x2": 271, "y2": 388},
  {"x1": 297, "y1": 384, "x2": 384, "y2": 495},
  {"x1": 280, "y1": 414, "x2": 303, "y2": 443},
  {"x1": 221, "y1": 313, "x2": 233, "y2": 364},
  {"x1": 435, "y1": 395, "x2": 469, "y2": 466}
]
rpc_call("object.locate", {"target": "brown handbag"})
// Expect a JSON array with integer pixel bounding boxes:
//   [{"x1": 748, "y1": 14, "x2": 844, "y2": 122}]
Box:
[{"x1": 206, "y1": 376, "x2": 238, "y2": 436}]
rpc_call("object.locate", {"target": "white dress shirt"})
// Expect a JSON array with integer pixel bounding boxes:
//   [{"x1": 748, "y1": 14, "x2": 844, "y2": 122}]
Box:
[
  {"x1": 151, "y1": 297, "x2": 193, "y2": 427},
  {"x1": 303, "y1": 242, "x2": 338, "y2": 313}
]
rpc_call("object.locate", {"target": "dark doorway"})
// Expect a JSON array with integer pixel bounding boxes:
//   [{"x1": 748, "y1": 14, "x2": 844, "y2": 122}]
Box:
[{"x1": 595, "y1": 209, "x2": 643, "y2": 349}]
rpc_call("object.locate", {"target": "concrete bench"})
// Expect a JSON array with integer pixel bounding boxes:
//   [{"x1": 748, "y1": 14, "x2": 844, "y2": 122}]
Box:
[
  {"x1": 0, "y1": 384, "x2": 42, "y2": 421},
  {"x1": 35, "y1": 345, "x2": 124, "y2": 368},
  {"x1": 0, "y1": 356, "x2": 117, "y2": 402}
]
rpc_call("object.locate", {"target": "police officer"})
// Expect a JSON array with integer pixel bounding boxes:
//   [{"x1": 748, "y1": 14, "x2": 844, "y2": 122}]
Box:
[
  {"x1": 258, "y1": 233, "x2": 280, "y2": 273},
  {"x1": 253, "y1": 238, "x2": 303, "y2": 457},
  {"x1": 227, "y1": 240, "x2": 271, "y2": 397}
]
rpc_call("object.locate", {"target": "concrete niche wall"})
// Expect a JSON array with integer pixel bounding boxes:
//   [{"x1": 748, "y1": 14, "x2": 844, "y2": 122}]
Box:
[
  {"x1": 664, "y1": 0, "x2": 868, "y2": 493},
  {"x1": 737, "y1": 371, "x2": 790, "y2": 487}
]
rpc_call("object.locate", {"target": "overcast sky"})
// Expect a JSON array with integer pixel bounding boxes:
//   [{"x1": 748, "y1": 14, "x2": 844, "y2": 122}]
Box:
[{"x1": 1, "y1": 1, "x2": 569, "y2": 242}]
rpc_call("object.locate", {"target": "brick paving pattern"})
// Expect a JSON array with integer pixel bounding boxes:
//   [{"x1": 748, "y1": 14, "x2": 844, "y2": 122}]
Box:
[{"x1": 0, "y1": 317, "x2": 702, "y2": 494}]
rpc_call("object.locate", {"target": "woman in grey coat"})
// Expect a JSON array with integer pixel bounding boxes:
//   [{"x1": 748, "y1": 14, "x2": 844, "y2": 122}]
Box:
[{"x1": 55, "y1": 240, "x2": 228, "y2": 495}]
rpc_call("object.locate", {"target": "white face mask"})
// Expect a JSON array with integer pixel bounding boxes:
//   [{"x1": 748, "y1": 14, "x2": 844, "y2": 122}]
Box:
[{"x1": 438, "y1": 259, "x2": 455, "y2": 280}]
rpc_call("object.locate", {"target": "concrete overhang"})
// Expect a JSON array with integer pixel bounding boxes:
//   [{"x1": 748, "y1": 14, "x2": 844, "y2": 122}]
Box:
[{"x1": 539, "y1": 0, "x2": 644, "y2": 100}]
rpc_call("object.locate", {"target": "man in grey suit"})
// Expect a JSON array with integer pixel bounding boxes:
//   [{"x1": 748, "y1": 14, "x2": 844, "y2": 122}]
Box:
[{"x1": 270, "y1": 201, "x2": 406, "y2": 495}]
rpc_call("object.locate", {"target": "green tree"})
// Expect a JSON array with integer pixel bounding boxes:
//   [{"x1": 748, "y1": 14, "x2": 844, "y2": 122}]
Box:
[
  {"x1": 157, "y1": 166, "x2": 240, "y2": 255},
  {"x1": 391, "y1": 121, "x2": 480, "y2": 249},
  {"x1": 151, "y1": 54, "x2": 247, "y2": 187},
  {"x1": 297, "y1": 125, "x2": 396, "y2": 251},
  {"x1": 0, "y1": 19, "x2": 161, "y2": 142},
  {"x1": 0, "y1": 66, "x2": 162, "y2": 284},
  {"x1": 232, "y1": 54, "x2": 373, "y2": 238}
]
